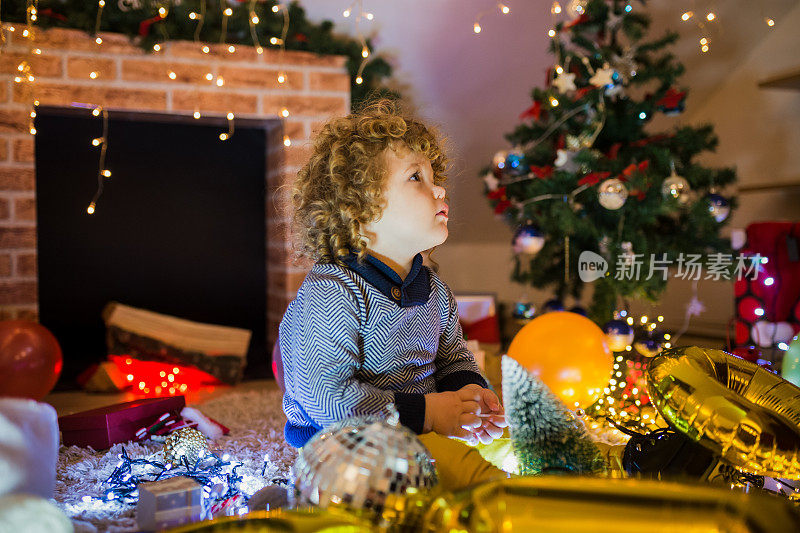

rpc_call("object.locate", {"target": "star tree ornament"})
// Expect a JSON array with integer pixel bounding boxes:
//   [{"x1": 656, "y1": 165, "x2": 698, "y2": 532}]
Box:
[
  {"x1": 513, "y1": 224, "x2": 545, "y2": 255},
  {"x1": 483, "y1": 171, "x2": 499, "y2": 192},
  {"x1": 610, "y1": 47, "x2": 637, "y2": 83},
  {"x1": 589, "y1": 64, "x2": 615, "y2": 88},
  {"x1": 555, "y1": 149, "x2": 580, "y2": 173},
  {"x1": 707, "y1": 193, "x2": 730, "y2": 222},
  {"x1": 598, "y1": 178, "x2": 628, "y2": 210},
  {"x1": 552, "y1": 71, "x2": 577, "y2": 93}
]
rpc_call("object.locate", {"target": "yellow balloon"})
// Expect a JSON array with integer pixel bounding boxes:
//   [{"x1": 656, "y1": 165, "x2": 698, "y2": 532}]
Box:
[{"x1": 507, "y1": 311, "x2": 612, "y2": 409}]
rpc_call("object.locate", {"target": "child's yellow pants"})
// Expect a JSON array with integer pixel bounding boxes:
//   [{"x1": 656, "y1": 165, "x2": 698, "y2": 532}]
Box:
[{"x1": 417, "y1": 433, "x2": 626, "y2": 491}]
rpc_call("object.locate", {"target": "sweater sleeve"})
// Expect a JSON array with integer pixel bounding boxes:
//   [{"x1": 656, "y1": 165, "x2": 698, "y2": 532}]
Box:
[
  {"x1": 287, "y1": 274, "x2": 425, "y2": 431},
  {"x1": 433, "y1": 282, "x2": 489, "y2": 392}
]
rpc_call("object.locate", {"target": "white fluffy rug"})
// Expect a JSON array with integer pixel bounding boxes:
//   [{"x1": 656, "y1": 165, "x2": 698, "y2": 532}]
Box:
[{"x1": 54, "y1": 387, "x2": 296, "y2": 532}]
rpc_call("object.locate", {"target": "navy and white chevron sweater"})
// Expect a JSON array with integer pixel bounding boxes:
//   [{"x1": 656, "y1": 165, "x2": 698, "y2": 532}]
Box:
[{"x1": 279, "y1": 252, "x2": 488, "y2": 447}]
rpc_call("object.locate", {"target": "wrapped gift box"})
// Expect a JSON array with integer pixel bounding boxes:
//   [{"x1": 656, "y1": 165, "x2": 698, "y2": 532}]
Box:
[
  {"x1": 137, "y1": 476, "x2": 203, "y2": 531},
  {"x1": 58, "y1": 396, "x2": 185, "y2": 449}
]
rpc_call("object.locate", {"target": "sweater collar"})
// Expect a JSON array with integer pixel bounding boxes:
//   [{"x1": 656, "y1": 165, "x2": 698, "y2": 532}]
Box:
[{"x1": 342, "y1": 252, "x2": 430, "y2": 307}]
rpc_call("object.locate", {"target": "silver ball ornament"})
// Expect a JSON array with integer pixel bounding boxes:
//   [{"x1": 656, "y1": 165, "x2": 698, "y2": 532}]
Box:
[
  {"x1": 661, "y1": 174, "x2": 691, "y2": 204},
  {"x1": 598, "y1": 178, "x2": 628, "y2": 210},
  {"x1": 294, "y1": 406, "x2": 438, "y2": 527}
]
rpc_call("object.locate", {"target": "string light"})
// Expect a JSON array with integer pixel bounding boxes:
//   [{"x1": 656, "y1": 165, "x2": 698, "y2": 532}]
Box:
[
  {"x1": 219, "y1": 112, "x2": 234, "y2": 141},
  {"x1": 248, "y1": 0, "x2": 262, "y2": 54},
  {"x1": 765, "y1": 18, "x2": 775, "y2": 27},
  {"x1": 681, "y1": 11, "x2": 693, "y2": 21},
  {"x1": 706, "y1": 12, "x2": 715, "y2": 22},
  {"x1": 86, "y1": 107, "x2": 110, "y2": 215},
  {"x1": 548, "y1": 29, "x2": 556, "y2": 37},
  {"x1": 551, "y1": 2, "x2": 562, "y2": 15},
  {"x1": 343, "y1": 1, "x2": 373, "y2": 89},
  {"x1": 283, "y1": 135, "x2": 291, "y2": 147},
  {"x1": 473, "y1": 22, "x2": 482, "y2": 34}
]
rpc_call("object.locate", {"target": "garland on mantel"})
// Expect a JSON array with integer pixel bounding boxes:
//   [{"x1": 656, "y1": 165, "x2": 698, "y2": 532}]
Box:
[{"x1": 1, "y1": 0, "x2": 398, "y2": 110}]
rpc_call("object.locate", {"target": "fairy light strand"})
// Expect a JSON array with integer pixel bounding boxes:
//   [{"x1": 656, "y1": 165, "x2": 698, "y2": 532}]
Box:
[
  {"x1": 274, "y1": 2, "x2": 291, "y2": 146},
  {"x1": 249, "y1": 0, "x2": 263, "y2": 55},
  {"x1": 343, "y1": 0, "x2": 375, "y2": 85},
  {"x1": 192, "y1": 0, "x2": 207, "y2": 120},
  {"x1": 472, "y1": 1, "x2": 511, "y2": 34},
  {"x1": 87, "y1": 107, "x2": 109, "y2": 215},
  {"x1": 23, "y1": 0, "x2": 38, "y2": 135}
]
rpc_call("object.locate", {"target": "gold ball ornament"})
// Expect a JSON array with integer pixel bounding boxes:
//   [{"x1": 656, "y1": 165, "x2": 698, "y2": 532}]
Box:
[
  {"x1": 163, "y1": 427, "x2": 209, "y2": 466},
  {"x1": 647, "y1": 346, "x2": 800, "y2": 480}
]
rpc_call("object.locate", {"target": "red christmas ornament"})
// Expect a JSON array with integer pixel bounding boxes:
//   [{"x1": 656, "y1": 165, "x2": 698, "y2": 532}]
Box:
[{"x1": 0, "y1": 320, "x2": 63, "y2": 400}]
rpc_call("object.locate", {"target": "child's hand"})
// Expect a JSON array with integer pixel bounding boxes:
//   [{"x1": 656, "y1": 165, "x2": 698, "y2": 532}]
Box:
[
  {"x1": 457, "y1": 384, "x2": 508, "y2": 445},
  {"x1": 423, "y1": 389, "x2": 483, "y2": 441}
]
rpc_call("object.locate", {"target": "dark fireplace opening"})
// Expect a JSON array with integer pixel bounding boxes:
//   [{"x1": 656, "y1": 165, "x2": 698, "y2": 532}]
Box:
[{"x1": 35, "y1": 107, "x2": 275, "y2": 387}]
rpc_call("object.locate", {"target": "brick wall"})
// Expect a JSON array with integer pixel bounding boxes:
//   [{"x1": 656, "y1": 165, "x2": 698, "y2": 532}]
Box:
[{"x1": 0, "y1": 24, "x2": 349, "y2": 351}]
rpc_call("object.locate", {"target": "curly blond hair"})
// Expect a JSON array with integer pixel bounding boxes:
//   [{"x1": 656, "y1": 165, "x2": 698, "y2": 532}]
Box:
[{"x1": 290, "y1": 98, "x2": 450, "y2": 266}]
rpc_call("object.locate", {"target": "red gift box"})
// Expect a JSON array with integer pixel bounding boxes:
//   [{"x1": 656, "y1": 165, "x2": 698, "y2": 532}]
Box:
[{"x1": 58, "y1": 396, "x2": 186, "y2": 449}]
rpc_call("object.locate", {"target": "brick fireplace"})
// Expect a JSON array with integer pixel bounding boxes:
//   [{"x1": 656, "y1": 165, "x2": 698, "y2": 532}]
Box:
[{"x1": 0, "y1": 24, "x2": 349, "y2": 355}]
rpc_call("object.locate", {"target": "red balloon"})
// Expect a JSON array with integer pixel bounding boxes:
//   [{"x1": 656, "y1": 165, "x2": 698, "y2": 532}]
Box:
[{"x1": 0, "y1": 320, "x2": 63, "y2": 400}]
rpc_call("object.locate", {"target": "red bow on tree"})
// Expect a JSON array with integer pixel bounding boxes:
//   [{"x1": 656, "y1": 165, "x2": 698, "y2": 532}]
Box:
[
  {"x1": 628, "y1": 188, "x2": 647, "y2": 200},
  {"x1": 565, "y1": 13, "x2": 590, "y2": 29},
  {"x1": 487, "y1": 187, "x2": 511, "y2": 214},
  {"x1": 578, "y1": 171, "x2": 610, "y2": 186},
  {"x1": 573, "y1": 86, "x2": 594, "y2": 101},
  {"x1": 531, "y1": 165, "x2": 554, "y2": 179},
  {"x1": 519, "y1": 100, "x2": 542, "y2": 121},
  {"x1": 656, "y1": 88, "x2": 686, "y2": 109}
]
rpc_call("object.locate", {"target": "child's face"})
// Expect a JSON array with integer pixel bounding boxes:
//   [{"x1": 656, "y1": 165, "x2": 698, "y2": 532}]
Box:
[{"x1": 363, "y1": 144, "x2": 449, "y2": 260}]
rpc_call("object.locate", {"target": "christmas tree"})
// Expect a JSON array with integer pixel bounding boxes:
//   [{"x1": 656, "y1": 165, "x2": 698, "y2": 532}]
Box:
[
  {"x1": 501, "y1": 355, "x2": 606, "y2": 476},
  {"x1": 483, "y1": 0, "x2": 737, "y2": 324}
]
